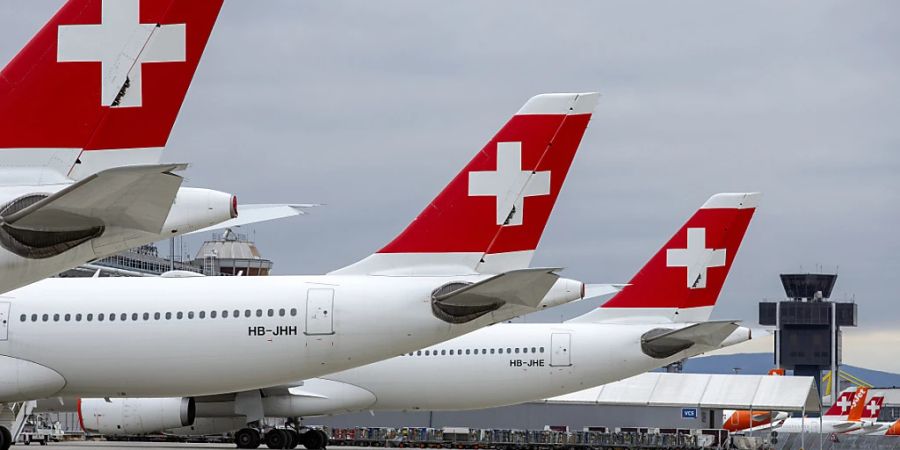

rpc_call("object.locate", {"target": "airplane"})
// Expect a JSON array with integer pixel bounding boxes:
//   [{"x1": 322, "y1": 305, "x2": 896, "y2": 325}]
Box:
[
  {"x1": 61, "y1": 192, "x2": 761, "y2": 450},
  {"x1": 0, "y1": 0, "x2": 304, "y2": 295},
  {"x1": 0, "y1": 91, "x2": 602, "y2": 450},
  {"x1": 726, "y1": 387, "x2": 870, "y2": 434}
]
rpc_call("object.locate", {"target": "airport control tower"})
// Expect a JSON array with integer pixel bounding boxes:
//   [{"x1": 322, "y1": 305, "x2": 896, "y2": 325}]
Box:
[{"x1": 759, "y1": 273, "x2": 857, "y2": 405}]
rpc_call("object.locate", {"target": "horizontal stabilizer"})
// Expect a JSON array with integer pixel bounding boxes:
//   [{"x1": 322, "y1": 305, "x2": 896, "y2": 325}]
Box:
[
  {"x1": 831, "y1": 422, "x2": 861, "y2": 432},
  {"x1": 641, "y1": 320, "x2": 739, "y2": 359},
  {"x1": 584, "y1": 284, "x2": 626, "y2": 300},
  {"x1": 3, "y1": 164, "x2": 185, "y2": 233},
  {"x1": 186, "y1": 204, "x2": 318, "y2": 235},
  {"x1": 434, "y1": 267, "x2": 561, "y2": 309}
]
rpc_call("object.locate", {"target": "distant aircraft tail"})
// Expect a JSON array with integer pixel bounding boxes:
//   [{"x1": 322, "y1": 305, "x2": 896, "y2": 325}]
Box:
[
  {"x1": 0, "y1": 0, "x2": 224, "y2": 181},
  {"x1": 860, "y1": 394, "x2": 884, "y2": 420},
  {"x1": 824, "y1": 388, "x2": 860, "y2": 418},
  {"x1": 847, "y1": 387, "x2": 870, "y2": 422},
  {"x1": 570, "y1": 193, "x2": 759, "y2": 323},
  {"x1": 332, "y1": 93, "x2": 599, "y2": 276}
]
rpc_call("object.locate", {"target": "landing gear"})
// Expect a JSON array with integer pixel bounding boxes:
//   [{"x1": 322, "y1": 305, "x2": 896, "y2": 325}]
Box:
[
  {"x1": 286, "y1": 429, "x2": 301, "y2": 449},
  {"x1": 265, "y1": 429, "x2": 291, "y2": 449},
  {"x1": 299, "y1": 428, "x2": 328, "y2": 450},
  {"x1": 0, "y1": 426, "x2": 12, "y2": 450},
  {"x1": 235, "y1": 427, "x2": 262, "y2": 449}
]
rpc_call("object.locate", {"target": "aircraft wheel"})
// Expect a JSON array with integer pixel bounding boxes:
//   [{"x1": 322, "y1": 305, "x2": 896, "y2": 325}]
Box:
[
  {"x1": 266, "y1": 429, "x2": 291, "y2": 449},
  {"x1": 287, "y1": 429, "x2": 301, "y2": 449},
  {"x1": 0, "y1": 426, "x2": 12, "y2": 450},
  {"x1": 236, "y1": 428, "x2": 262, "y2": 449},
  {"x1": 316, "y1": 429, "x2": 329, "y2": 449},
  {"x1": 302, "y1": 429, "x2": 326, "y2": 449}
]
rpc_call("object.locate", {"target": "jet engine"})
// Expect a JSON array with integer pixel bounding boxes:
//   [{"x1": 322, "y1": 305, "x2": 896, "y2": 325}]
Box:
[
  {"x1": 79, "y1": 397, "x2": 195, "y2": 435},
  {"x1": 161, "y1": 188, "x2": 238, "y2": 236}
]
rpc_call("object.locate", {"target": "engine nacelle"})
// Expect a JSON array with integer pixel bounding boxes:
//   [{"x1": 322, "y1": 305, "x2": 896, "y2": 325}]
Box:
[
  {"x1": 79, "y1": 397, "x2": 195, "y2": 435},
  {"x1": 161, "y1": 188, "x2": 238, "y2": 236}
]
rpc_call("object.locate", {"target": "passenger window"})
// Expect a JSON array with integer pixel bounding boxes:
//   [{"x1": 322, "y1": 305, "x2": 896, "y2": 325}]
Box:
[
  {"x1": 290, "y1": 308, "x2": 297, "y2": 316},
  {"x1": 177, "y1": 312, "x2": 183, "y2": 319},
  {"x1": 98, "y1": 313, "x2": 104, "y2": 322},
  {"x1": 199, "y1": 311, "x2": 206, "y2": 319},
  {"x1": 120, "y1": 313, "x2": 127, "y2": 321},
  {"x1": 267, "y1": 309, "x2": 274, "y2": 317},
  {"x1": 31, "y1": 314, "x2": 38, "y2": 322},
  {"x1": 41, "y1": 314, "x2": 48, "y2": 322},
  {"x1": 540, "y1": 347, "x2": 545, "y2": 353},
  {"x1": 222, "y1": 310, "x2": 228, "y2": 318},
  {"x1": 256, "y1": 309, "x2": 263, "y2": 317},
  {"x1": 441, "y1": 350, "x2": 446, "y2": 355},
  {"x1": 86, "y1": 314, "x2": 93, "y2": 322},
  {"x1": 53, "y1": 314, "x2": 59, "y2": 322},
  {"x1": 506, "y1": 348, "x2": 512, "y2": 354},
  {"x1": 109, "y1": 313, "x2": 115, "y2": 322},
  {"x1": 522, "y1": 348, "x2": 528, "y2": 354},
  {"x1": 19, "y1": 314, "x2": 25, "y2": 322},
  {"x1": 210, "y1": 311, "x2": 217, "y2": 319},
  {"x1": 515, "y1": 348, "x2": 520, "y2": 354},
  {"x1": 132, "y1": 313, "x2": 138, "y2": 321},
  {"x1": 416, "y1": 350, "x2": 422, "y2": 356},
  {"x1": 154, "y1": 312, "x2": 161, "y2": 320},
  {"x1": 244, "y1": 310, "x2": 251, "y2": 318},
  {"x1": 64, "y1": 314, "x2": 71, "y2": 322},
  {"x1": 143, "y1": 313, "x2": 150, "y2": 320},
  {"x1": 449, "y1": 350, "x2": 454, "y2": 355},
  {"x1": 425, "y1": 350, "x2": 430, "y2": 356},
  {"x1": 465, "y1": 349, "x2": 470, "y2": 355},
  {"x1": 482, "y1": 349, "x2": 487, "y2": 354},
  {"x1": 279, "y1": 308, "x2": 285, "y2": 317},
  {"x1": 165, "y1": 312, "x2": 172, "y2": 320},
  {"x1": 531, "y1": 347, "x2": 536, "y2": 353},
  {"x1": 490, "y1": 349, "x2": 495, "y2": 354},
  {"x1": 187, "y1": 312, "x2": 194, "y2": 319},
  {"x1": 233, "y1": 309, "x2": 240, "y2": 318},
  {"x1": 75, "y1": 314, "x2": 82, "y2": 322}
]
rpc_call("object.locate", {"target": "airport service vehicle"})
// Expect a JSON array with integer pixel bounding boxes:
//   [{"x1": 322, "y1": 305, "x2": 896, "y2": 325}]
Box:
[
  {"x1": 0, "y1": 91, "x2": 601, "y2": 449},
  {"x1": 71, "y1": 192, "x2": 761, "y2": 449},
  {"x1": 0, "y1": 0, "x2": 303, "y2": 295}
]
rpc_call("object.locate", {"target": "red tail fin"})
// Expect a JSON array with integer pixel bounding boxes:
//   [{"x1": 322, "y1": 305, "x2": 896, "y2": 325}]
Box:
[
  {"x1": 861, "y1": 395, "x2": 884, "y2": 420},
  {"x1": 333, "y1": 93, "x2": 599, "y2": 275},
  {"x1": 0, "y1": 0, "x2": 223, "y2": 180},
  {"x1": 575, "y1": 193, "x2": 758, "y2": 323},
  {"x1": 825, "y1": 389, "x2": 859, "y2": 417}
]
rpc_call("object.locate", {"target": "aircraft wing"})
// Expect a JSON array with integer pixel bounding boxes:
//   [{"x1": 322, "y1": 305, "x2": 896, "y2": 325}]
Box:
[
  {"x1": 185, "y1": 204, "x2": 318, "y2": 236},
  {"x1": 832, "y1": 421, "x2": 862, "y2": 432},
  {"x1": 3, "y1": 164, "x2": 185, "y2": 233},
  {"x1": 641, "y1": 320, "x2": 740, "y2": 358},
  {"x1": 433, "y1": 267, "x2": 561, "y2": 309}
]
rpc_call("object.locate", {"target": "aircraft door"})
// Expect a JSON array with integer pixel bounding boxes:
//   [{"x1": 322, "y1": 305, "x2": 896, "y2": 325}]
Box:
[
  {"x1": 550, "y1": 332, "x2": 571, "y2": 367},
  {"x1": 305, "y1": 289, "x2": 334, "y2": 335},
  {"x1": 0, "y1": 302, "x2": 9, "y2": 340}
]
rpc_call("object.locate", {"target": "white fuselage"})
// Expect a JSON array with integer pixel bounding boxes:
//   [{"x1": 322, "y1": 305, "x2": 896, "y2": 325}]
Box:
[
  {"x1": 0, "y1": 274, "x2": 570, "y2": 401},
  {"x1": 774, "y1": 417, "x2": 861, "y2": 434},
  {"x1": 317, "y1": 321, "x2": 734, "y2": 412}
]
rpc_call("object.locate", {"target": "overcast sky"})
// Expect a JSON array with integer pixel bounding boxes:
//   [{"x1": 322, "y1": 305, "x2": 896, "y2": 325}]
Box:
[{"x1": 3, "y1": 2, "x2": 899, "y2": 371}]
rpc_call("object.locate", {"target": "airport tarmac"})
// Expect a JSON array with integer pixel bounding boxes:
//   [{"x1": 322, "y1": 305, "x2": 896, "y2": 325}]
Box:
[{"x1": 30, "y1": 444, "x2": 242, "y2": 450}]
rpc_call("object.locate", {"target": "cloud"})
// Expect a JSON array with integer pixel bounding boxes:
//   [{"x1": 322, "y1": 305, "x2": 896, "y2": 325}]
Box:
[{"x1": 2, "y1": 1, "x2": 898, "y2": 332}]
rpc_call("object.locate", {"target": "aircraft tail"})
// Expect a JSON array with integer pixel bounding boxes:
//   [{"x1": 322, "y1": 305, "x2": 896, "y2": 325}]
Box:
[
  {"x1": 570, "y1": 193, "x2": 759, "y2": 323},
  {"x1": 825, "y1": 387, "x2": 864, "y2": 419},
  {"x1": 332, "y1": 93, "x2": 599, "y2": 276},
  {"x1": 0, "y1": 0, "x2": 224, "y2": 182},
  {"x1": 861, "y1": 394, "x2": 884, "y2": 420},
  {"x1": 847, "y1": 387, "x2": 870, "y2": 422}
]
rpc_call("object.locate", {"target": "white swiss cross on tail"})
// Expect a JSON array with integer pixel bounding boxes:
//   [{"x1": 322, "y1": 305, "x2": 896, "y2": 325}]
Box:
[
  {"x1": 57, "y1": 0, "x2": 187, "y2": 108},
  {"x1": 836, "y1": 395, "x2": 852, "y2": 413},
  {"x1": 867, "y1": 400, "x2": 881, "y2": 416},
  {"x1": 468, "y1": 141, "x2": 551, "y2": 226},
  {"x1": 666, "y1": 227, "x2": 726, "y2": 289}
]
